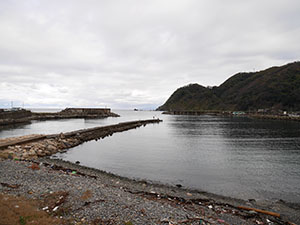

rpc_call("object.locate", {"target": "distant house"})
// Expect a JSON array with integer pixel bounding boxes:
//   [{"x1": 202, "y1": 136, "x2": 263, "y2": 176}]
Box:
[
  {"x1": 232, "y1": 111, "x2": 246, "y2": 115},
  {"x1": 288, "y1": 112, "x2": 300, "y2": 117},
  {"x1": 11, "y1": 107, "x2": 23, "y2": 111},
  {"x1": 257, "y1": 109, "x2": 266, "y2": 113}
]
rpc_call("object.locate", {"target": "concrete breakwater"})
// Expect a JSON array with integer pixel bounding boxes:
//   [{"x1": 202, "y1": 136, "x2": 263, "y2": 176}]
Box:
[
  {"x1": 32, "y1": 107, "x2": 119, "y2": 120},
  {"x1": 0, "y1": 119, "x2": 162, "y2": 159},
  {"x1": 0, "y1": 108, "x2": 119, "y2": 127}
]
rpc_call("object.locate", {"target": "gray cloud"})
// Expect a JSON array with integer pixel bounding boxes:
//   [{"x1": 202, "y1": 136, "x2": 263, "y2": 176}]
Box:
[{"x1": 0, "y1": 0, "x2": 299, "y2": 109}]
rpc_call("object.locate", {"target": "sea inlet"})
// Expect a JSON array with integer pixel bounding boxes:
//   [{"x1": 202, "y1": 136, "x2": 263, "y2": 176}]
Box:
[{"x1": 1, "y1": 109, "x2": 300, "y2": 203}]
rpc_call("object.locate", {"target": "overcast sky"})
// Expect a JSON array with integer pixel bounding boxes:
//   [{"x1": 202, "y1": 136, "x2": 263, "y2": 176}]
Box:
[{"x1": 0, "y1": 0, "x2": 299, "y2": 109}]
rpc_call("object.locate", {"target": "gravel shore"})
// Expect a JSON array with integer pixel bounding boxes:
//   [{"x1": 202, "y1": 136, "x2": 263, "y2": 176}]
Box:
[{"x1": 1, "y1": 157, "x2": 299, "y2": 225}]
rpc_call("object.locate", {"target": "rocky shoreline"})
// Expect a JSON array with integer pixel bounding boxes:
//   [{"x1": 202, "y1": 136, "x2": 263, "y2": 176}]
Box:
[{"x1": 0, "y1": 157, "x2": 299, "y2": 225}]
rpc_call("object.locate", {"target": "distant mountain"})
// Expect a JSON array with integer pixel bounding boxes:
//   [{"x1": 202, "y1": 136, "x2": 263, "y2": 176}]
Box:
[{"x1": 157, "y1": 62, "x2": 300, "y2": 111}]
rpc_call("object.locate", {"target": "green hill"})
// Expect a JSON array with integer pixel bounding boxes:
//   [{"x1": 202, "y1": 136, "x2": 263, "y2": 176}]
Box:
[{"x1": 157, "y1": 62, "x2": 300, "y2": 111}]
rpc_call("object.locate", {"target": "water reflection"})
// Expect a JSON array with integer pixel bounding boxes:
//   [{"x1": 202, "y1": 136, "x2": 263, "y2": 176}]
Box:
[{"x1": 0, "y1": 122, "x2": 31, "y2": 133}]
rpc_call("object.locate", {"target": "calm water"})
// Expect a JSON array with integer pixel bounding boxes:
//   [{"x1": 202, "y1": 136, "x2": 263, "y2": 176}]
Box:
[{"x1": 1, "y1": 110, "x2": 300, "y2": 202}]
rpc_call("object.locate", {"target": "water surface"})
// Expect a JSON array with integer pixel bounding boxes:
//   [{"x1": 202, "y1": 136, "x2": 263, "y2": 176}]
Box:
[{"x1": 56, "y1": 111, "x2": 300, "y2": 203}]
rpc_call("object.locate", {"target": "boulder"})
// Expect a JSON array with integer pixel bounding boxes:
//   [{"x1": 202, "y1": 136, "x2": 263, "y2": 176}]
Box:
[
  {"x1": 28, "y1": 149, "x2": 36, "y2": 156},
  {"x1": 22, "y1": 152, "x2": 29, "y2": 158},
  {"x1": 37, "y1": 150, "x2": 45, "y2": 157},
  {"x1": 44, "y1": 150, "x2": 52, "y2": 156},
  {"x1": 46, "y1": 144, "x2": 57, "y2": 152},
  {"x1": 59, "y1": 133, "x2": 65, "y2": 139}
]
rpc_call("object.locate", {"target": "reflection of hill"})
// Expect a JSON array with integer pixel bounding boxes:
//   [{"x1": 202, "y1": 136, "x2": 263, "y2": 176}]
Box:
[{"x1": 167, "y1": 115, "x2": 227, "y2": 137}]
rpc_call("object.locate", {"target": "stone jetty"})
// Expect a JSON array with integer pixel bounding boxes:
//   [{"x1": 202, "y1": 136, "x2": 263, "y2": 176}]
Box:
[{"x1": 0, "y1": 119, "x2": 162, "y2": 159}]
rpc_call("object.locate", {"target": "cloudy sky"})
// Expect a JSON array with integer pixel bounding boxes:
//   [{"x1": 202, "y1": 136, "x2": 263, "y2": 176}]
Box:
[{"x1": 0, "y1": 0, "x2": 299, "y2": 109}]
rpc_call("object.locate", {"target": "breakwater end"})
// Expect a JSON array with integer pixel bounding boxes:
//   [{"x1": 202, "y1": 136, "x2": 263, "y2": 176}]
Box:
[{"x1": 0, "y1": 119, "x2": 162, "y2": 159}]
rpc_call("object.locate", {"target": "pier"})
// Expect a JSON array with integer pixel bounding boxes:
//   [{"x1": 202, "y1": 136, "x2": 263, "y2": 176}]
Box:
[{"x1": 0, "y1": 119, "x2": 162, "y2": 159}]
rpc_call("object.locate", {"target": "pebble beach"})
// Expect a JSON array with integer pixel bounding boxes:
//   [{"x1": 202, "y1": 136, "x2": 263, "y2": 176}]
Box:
[{"x1": 1, "y1": 157, "x2": 299, "y2": 225}]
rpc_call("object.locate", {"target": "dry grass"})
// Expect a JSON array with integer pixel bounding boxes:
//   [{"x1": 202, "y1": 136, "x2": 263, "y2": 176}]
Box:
[
  {"x1": 0, "y1": 193, "x2": 67, "y2": 225},
  {"x1": 80, "y1": 190, "x2": 93, "y2": 201}
]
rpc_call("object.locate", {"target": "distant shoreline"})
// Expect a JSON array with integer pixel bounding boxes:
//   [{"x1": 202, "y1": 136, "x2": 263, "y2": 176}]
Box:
[{"x1": 161, "y1": 110, "x2": 300, "y2": 122}]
